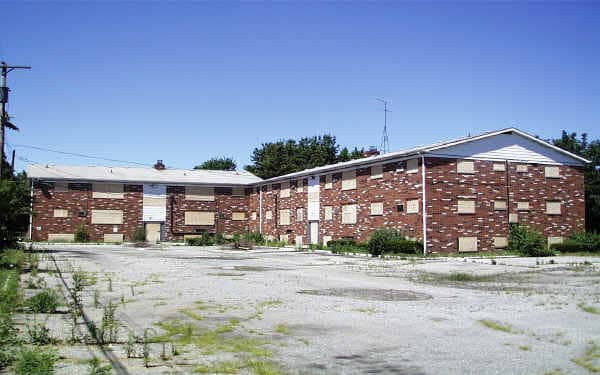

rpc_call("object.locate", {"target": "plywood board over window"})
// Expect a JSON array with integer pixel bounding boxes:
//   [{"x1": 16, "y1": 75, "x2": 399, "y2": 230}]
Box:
[
  {"x1": 325, "y1": 174, "x2": 333, "y2": 189},
  {"x1": 185, "y1": 186, "x2": 215, "y2": 201},
  {"x1": 406, "y1": 158, "x2": 419, "y2": 174},
  {"x1": 457, "y1": 160, "x2": 475, "y2": 174},
  {"x1": 91, "y1": 209, "x2": 123, "y2": 224},
  {"x1": 324, "y1": 206, "x2": 333, "y2": 221},
  {"x1": 232, "y1": 187, "x2": 245, "y2": 197},
  {"x1": 184, "y1": 211, "x2": 215, "y2": 225},
  {"x1": 341, "y1": 170, "x2": 356, "y2": 190},
  {"x1": 370, "y1": 165, "x2": 383, "y2": 179},
  {"x1": 92, "y1": 183, "x2": 124, "y2": 199},
  {"x1": 296, "y1": 179, "x2": 304, "y2": 192},
  {"x1": 457, "y1": 199, "x2": 476, "y2": 214},
  {"x1": 492, "y1": 163, "x2": 506, "y2": 171},
  {"x1": 370, "y1": 202, "x2": 383, "y2": 216},
  {"x1": 296, "y1": 208, "x2": 304, "y2": 222},
  {"x1": 493, "y1": 237, "x2": 508, "y2": 248},
  {"x1": 265, "y1": 210, "x2": 272, "y2": 220},
  {"x1": 517, "y1": 201, "x2": 530, "y2": 211},
  {"x1": 494, "y1": 200, "x2": 507, "y2": 211},
  {"x1": 232, "y1": 212, "x2": 246, "y2": 221},
  {"x1": 545, "y1": 166, "x2": 561, "y2": 178},
  {"x1": 53, "y1": 208, "x2": 69, "y2": 218},
  {"x1": 251, "y1": 212, "x2": 257, "y2": 220},
  {"x1": 341, "y1": 204, "x2": 357, "y2": 224},
  {"x1": 406, "y1": 199, "x2": 419, "y2": 214},
  {"x1": 458, "y1": 237, "x2": 478, "y2": 252},
  {"x1": 279, "y1": 209, "x2": 291, "y2": 226},
  {"x1": 516, "y1": 164, "x2": 528, "y2": 173},
  {"x1": 279, "y1": 182, "x2": 290, "y2": 198},
  {"x1": 546, "y1": 201, "x2": 561, "y2": 215},
  {"x1": 54, "y1": 182, "x2": 69, "y2": 192}
]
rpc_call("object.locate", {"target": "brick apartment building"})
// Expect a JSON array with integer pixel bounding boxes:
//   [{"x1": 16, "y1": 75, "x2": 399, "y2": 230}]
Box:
[{"x1": 27, "y1": 128, "x2": 588, "y2": 254}]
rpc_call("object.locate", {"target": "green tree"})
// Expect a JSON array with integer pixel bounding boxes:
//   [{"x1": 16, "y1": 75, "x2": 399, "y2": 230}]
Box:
[
  {"x1": 245, "y1": 135, "x2": 365, "y2": 179},
  {"x1": 0, "y1": 170, "x2": 31, "y2": 249},
  {"x1": 552, "y1": 131, "x2": 600, "y2": 232},
  {"x1": 194, "y1": 157, "x2": 237, "y2": 171}
]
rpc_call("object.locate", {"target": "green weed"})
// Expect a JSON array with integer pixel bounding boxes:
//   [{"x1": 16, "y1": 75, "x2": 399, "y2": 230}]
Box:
[{"x1": 479, "y1": 320, "x2": 513, "y2": 333}]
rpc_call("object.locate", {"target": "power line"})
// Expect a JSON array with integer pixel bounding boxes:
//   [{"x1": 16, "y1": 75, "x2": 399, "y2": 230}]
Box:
[{"x1": 9, "y1": 143, "x2": 153, "y2": 167}]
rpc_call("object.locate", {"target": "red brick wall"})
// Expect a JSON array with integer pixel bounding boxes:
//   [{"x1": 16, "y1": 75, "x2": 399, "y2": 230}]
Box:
[
  {"x1": 31, "y1": 182, "x2": 143, "y2": 241},
  {"x1": 166, "y1": 186, "x2": 250, "y2": 241},
  {"x1": 425, "y1": 158, "x2": 585, "y2": 253}
]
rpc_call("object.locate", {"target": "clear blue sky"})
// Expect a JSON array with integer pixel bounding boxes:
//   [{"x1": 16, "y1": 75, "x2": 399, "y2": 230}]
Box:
[{"x1": 2, "y1": 2, "x2": 599, "y2": 172}]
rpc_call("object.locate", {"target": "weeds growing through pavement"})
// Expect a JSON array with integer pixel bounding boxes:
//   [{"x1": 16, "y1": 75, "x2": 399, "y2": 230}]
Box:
[{"x1": 479, "y1": 320, "x2": 513, "y2": 333}]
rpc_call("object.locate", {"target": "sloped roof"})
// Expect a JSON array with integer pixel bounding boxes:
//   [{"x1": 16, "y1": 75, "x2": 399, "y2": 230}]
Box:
[
  {"x1": 259, "y1": 128, "x2": 590, "y2": 184},
  {"x1": 27, "y1": 164, "x2": 262, "y2": 186}
]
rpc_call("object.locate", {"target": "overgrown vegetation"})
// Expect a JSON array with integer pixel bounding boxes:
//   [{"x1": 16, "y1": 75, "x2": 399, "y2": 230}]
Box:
[
  {"x1": 12, "y1": 347, "x2": 58, "y2": 375},
  {"x1": 571, "y1": 341, "x2": 600, "y2": 373},
  {"x1": 367, "y1": 229, "x2": 422, "y2": 256},
  {"x1": 132, "y1": 226, "x2": 146, "y2": 243},
  {"x1": 0, "y1": 170, "x2": 31, "y2": 249},
  {"x1": 508, "y1": 224, "x2": 554, "y2": 257},
  {"x1": 26, "y1": 290, "x2": 60, "y2": 313},
  {"x1": 551, "y1": 231, "x2": 600, "y2": 253},
  {"x1": 479, "y1": 319, "x2": 513, "y2": 333},
  {"x1": 74, "y1": 223, "x2": 89, "y2": 243}
]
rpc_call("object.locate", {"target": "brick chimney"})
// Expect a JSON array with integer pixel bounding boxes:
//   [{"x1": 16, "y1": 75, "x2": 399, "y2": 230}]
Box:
[
  {"x1": 363, "y1": 146, "x2": 380, "y2": 158},
  {"x1": 154, "y1": 160, "x2": 166, "y2": 170}
]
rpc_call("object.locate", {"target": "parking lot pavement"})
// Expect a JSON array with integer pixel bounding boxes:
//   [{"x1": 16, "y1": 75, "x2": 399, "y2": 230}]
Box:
[{"x1": 40, "y1": 244, "x2": 600, "y2": 374}]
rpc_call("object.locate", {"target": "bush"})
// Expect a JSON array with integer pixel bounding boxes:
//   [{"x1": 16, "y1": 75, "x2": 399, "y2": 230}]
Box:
[
  {"x1": 327, "y1": 239, "x2": 369, "y2": 255},
  {"x1": 0, "y1": 250, "x2": 26, "y2": 270},
  {"x1": 550, "y1": 232, "x2": 600, "y2": 253},
  {"x1": 368, "y1": 229, "x2": 422, "y2": 257},
  {"x1": 12, "y1": 348, "x2": 57, "y2": 375},
  {"x1": 186, "y1": 232, "x2": 214, "y2": 246},
  {"x1": 27, "y1": 322, "x2": 54, "y2": 345},
  {"x1": 132, "y1": 226, "x2": 146, "y2": 242},
  {"x1": 74, "y1": 223, "x2": 88, "y2": 243},
  {"x1": 508, "y1": 224, "x2": 553, "y2": 257},
  {"x1": 26, "y1": 290, "x2": 60, "y2": 313},
  {"x1": 244, "y1": 232, "x2": 265, "y2": 245}
]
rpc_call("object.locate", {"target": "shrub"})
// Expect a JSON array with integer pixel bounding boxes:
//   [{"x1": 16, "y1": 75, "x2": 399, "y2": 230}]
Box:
[
  {"x1": 27, "y1": 322, "x2": 54, "y2": 345},
  {"x1": 214, "y1": 232, "x2": 226, "y2": 245},
  {"x1": 0, "y1": 250, "x2": 26, "y2": 270},
  {"x1": 328, "y1": 239, "x2": 368, "y2": 255},
  {"x1": 186, "y1": 232, "x2": 214, "y2": 246},
  {"x1": 26, "y1": 290, "x2": 60, "y2": 313},
  {"x1": 368, "y1": 229, "x2": 422, "y2": 257},
  {"x1": 551, "y1": 232, "x2": 600, "y2": 253},
  {"x1": 12, "y1": 348, "x2": 58, "y2": 375},
  {"x1": 74, "y1": 223, "x2": 89, "y2": 243},
  {"x1": 244, "y1": 232, "x2": 265, "y2": 245},
  {"x1": 133, "y1": 226, "x2": 146, "y2": 242},
  {"x1": 508, "y1": 224, "x2": 553, "y2": 257}
]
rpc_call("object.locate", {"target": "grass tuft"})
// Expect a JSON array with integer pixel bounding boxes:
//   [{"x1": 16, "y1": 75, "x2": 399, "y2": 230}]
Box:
[
  {"x1": 578, "y1": 303, "x2": 600, "y2": 315},
  {"x1": 479, "y1": 319, "x2": 513, "y2": 333},
  {"x1": 572, "y1": 342, "x2": 600, "y2": 373}
]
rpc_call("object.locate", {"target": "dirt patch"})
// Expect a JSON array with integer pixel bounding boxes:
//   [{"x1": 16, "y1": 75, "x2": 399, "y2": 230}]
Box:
[{"x1": 297, "y1": 288, "x2": 432, "y2": 301}]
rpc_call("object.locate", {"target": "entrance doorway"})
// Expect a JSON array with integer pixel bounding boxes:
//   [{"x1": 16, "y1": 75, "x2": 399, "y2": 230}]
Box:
[
  {"x1": 309, "y1": 221, "x2": 319, "y2": 245},
  {"x1": 145, "y1": 222, "x2": 162, "y2": 243}
]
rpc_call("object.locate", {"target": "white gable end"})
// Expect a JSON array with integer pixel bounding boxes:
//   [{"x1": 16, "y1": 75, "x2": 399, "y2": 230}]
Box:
[{"x1": 428, "y1": 133, "x2": 583, "y2": 166}]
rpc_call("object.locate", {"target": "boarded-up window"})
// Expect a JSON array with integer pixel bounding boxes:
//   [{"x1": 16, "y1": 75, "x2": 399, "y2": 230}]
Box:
[
  {"x1": 548, "y1": 237, "x2": 563, "y2": 247},
  {"x1": 458, "y1": 237, "x2": 478, "y2": 252},
  {"x1": 232, "y1": 187, "x2": 245, "y2": 197},
  {"x1": 185, "y1": 186, "x2": 214, "y2": 201},
  {"x1": 296, "y1": 208, "x2": 304, "y2": 222},
  {"x1": 545, "y1": 166, "x2": 560, "y2": 178},
  {"x1": 370, "y1": 165, "x2": 383, "y2": 179},
  {"x1": 324, "y1": 206, "x2": 333, "y2": 221},
  {"x1": 546, "y1": 201, "x2": 561, "y2": 215},
  {"x1": 325, "y1": 175, "x2": 333, "y2": 189},
  {"x1": 493, "y1": 237, "x2": 508, "y2": 248},
  {"x1": 492, "y1": 163, "x2": 506, "y2": 171},
  {"x1": 279, "y1": 209, "x2": 291, "y2": 226},
  {"x1": 494, "y1": 200, "x2": 507, "y2": 211},
  {"x1": 296, "y1": 180, "x2": 304, "y2": 192},
  {"x1": 341, "y1": 204, "x2": 357, "y2": 224},
  {"x1": 517, "y1": 201, "x2": 530, "y2": 211},
  {"x1": 53, "y1": 208, "x2": 69, "y2": 218},
  {"x1": 265, "y1": 210, "x2": 272, "y2": 220},
  {"x1": 322, "y1": 235, "x2": 332, "y2": 246},
  {"x1": 92, "y1": 183, "x2": 124, "y2": 199},
  {"x1": 516, "y1": 164, "x2": 528, "y2": 173},
  {"x1": 91, "y1": 209, "x2": 123, "y2": 224},
  {"x1": 232, "y1": 212, "x2": 246, "y2": 221},
  {"x1": 509, "y1": 213, "x2": 519, "y2": 223},
  {"x1": 54, "y1": 182, "x2": 69, "y2": 192},
  {"x1": 457, "y1": 199, "x2": 475, "y2": 214},
  {"x1": 406, "y1": 158, "x2": 419, "y2": 174},
  {"x1": 341, "y1": 170, "x2": 356, "y2": 190},
  {"x1": 144, "y1": 196, "x2": 166, "y2": 206},
  {"x1": 370, "y1": 202, "x2": 383, "y2": 216},
  {"x1": 104, "y1": 233, "x2": 123, "y2": 243},
  {"x1": 280, "y1": 182, "x2": 290, "y2": 198},
  {"x1": 295, "y1": 235, "x2": 303, "y2": 247},
  {"x1": 184, "y1": 211, "x2": 215, "y2": 225},
  {"x1": 48, "y1": 233, "x2": 74, "y2": 242},
  {"x1": 280, "y1": 234, "x2": 289, "y2": 243},
  {"x1": 251, "y1": 211, "x2": 257, "y2": 220},
  {"x1": 406, "y1": 199, "x2": 419, "y2": 214},
  {"x1": 457, "y1": 160, "x2": 475, "y2": 174}
]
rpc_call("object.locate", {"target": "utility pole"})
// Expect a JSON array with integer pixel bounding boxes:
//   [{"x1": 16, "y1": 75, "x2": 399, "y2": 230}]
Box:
[
  {"x1": 376, "y1": 97, "x2": 391, "y2": 154},
  {"x1": 0, "y1": 62, "x2": 31, "y2": 179}
]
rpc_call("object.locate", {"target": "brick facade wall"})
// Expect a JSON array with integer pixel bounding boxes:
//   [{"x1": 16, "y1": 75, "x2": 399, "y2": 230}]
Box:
[{"x1": 30, "y1": 156, "x2": 586, "y2": 252}]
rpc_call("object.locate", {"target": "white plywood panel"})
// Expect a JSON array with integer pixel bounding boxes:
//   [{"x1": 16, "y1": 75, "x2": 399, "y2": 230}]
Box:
[
  {"x1": 279, "y1": 209, "x2": 290, "y2": 225},
  {"x1": 406, "y1": 199, "x2": 419, "y2": 214},
  {"x1": 186, "y1": 186, "x2": 214, "y2": 201},
  {"x1": 430, "y1": 133, "x2": 580, "y2": 165},
  {"x1": 279, "y1": 182, "x2": 290, "y2": 198},
  {"x1": 307, "y1": 176, "x2": 320, "y2": 221},
  {"x1": 48, "y1": 233, "x2": 74, "y2": 242},
  {"x1": 370, "y1": 202, "x2": 383, "y2": 216},
  {"x1": 342, "y1": 204, "x2": 357, "y2": 224},
  {"x1": 493, "y1": 237, "x2": 508, "y2": 248},
  {"x1": 406, "y1": 158, "x2": 419, "y2": 174},
  {"x1": 143, "y1": 206, "x2": 166, "y2": 222},
  {"x1": 184, "y1": 211, "x2": 215, "y2": 225},
  {"x1": 53, "y1": 208, "x2": 69, "y2": 218},
  {"x1": 93, "y1": 183, "x2": 124, "y2": 199},
  {"x1": 91, "y1": 209, "x2": 123, "y2": 224},
  {"x1": 341, "y1": 170, "x2": 356, "y2": 190},
  {"x1": 232, "y1": 212, "x2": 246, "y2": 221},
  {"x1": 104, "y1": 233, "x2": 124, "y2": 243},
  {"x1": 458, "y1": 237, "x2": 478, "y2": 252}
]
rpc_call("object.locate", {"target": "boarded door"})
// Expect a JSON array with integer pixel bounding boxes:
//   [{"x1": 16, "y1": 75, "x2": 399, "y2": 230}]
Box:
[
  {"x1": 309, "y1": 221, "x2": 319, "y2": 245},
  {"x1": 145, "y1": 223, "x2": 162, "y2": 243}
]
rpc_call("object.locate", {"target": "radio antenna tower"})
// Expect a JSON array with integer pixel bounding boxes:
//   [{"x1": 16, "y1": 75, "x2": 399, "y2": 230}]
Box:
[{"x1": 376, "y1": 98, "x2": 390, "y2": 154}]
